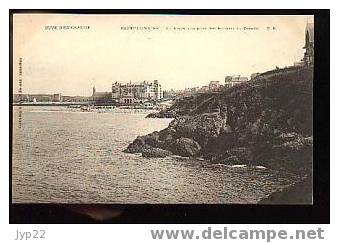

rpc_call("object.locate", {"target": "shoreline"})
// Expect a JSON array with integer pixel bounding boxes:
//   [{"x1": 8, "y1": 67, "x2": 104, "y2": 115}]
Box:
[{"x1": 124, "y1": 66, "x2": 313, "y2": 204}]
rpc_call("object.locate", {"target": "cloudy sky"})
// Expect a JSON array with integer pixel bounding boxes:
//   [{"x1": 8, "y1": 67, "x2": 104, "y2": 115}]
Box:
[{"x1": 13, "y1": 14, "x2": 313, "y2": 96}]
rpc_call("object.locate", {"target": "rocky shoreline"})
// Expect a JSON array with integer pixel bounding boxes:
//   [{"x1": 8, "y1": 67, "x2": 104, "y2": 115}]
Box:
[{"x1": 124, "y1": 66, "x2": 313, "y2": 203}]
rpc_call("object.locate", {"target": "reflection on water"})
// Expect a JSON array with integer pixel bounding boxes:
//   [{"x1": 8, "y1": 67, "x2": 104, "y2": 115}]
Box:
[{"x1": 12, "y1": 106, "x2": 300, "y2": 204}]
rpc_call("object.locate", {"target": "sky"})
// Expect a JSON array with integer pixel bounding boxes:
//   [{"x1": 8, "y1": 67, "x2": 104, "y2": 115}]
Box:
[{"x1": 13, "y1": 14, "x2": 313, "y2": 96}]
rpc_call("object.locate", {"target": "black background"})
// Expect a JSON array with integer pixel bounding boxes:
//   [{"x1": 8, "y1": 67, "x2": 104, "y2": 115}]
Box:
[{"x1": 9, "y1": 9, "x2": 330, "y2": 224}]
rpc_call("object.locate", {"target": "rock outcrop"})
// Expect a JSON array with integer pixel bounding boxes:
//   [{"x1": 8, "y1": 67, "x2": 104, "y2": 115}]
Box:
[
  {"x1": 145, "y1": 110, "x2": 176, "y2": 118},
  {"x1": 142, "y1": 147, "x2": 173, "y2": 158},
  {"x1": 125, "y1": 66, "x2": 313, "y2": 176},
  {"x1": 171, "y1": 137, "x2": 201, "y2": 157},
  {"x1": 259, "y1": 176, "x2": 313, "y2": 204}
]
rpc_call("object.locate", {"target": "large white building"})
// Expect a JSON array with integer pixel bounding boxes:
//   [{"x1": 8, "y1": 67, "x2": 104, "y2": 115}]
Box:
[{"x1": 111, "y1": 80, "x2": 163, "y2": 104}]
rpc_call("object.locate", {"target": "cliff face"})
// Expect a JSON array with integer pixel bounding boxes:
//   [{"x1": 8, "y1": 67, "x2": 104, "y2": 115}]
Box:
[{"x1": 125, "y1": 66, "x2": 313, "y2": 175}]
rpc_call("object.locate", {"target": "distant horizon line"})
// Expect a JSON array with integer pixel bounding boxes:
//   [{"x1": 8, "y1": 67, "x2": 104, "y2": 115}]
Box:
[{"x1": 12, "y1": 74, "x2": 255, "y2": 96}]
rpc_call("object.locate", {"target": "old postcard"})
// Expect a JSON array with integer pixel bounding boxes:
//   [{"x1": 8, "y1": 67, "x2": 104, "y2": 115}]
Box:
[{"x1": 12, "y1": 13, "x2": 314, "y2": 205}]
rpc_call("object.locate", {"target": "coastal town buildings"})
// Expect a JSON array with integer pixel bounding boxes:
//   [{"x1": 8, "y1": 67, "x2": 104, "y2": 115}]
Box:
[
  {"x1": 52, "y1": 93, "x2": 63, "y2": 102},
  {"x1": 92, "y1": 86, "x2": 112, "y2": 104},
  {"x1": 198, "y1": 86, "x2": 210, "y2": 93},
  {"x1": 62, "y1": 96, "x2": 91, "y2": 103},
  {"x1": 208, "y1": 81, "x2": 220, "y2": 91},
  {"x1": 224, "y1": 75, "x2": 249, "y2": 88},
  {"x1": 13, "y1": 93, "x2": 91, "y2": 103},
  {"x1": 163, "y1": 89, "x2": 177, "y2": 100}
]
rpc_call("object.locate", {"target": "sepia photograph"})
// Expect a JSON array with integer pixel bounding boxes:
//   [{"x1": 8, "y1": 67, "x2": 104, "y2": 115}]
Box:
[
  {"x1": 11, "y1": 13, "x2": 314, "y2": 204},
  {"x1": 9, "y1": 10, "x2": 330, "y2": 224}
]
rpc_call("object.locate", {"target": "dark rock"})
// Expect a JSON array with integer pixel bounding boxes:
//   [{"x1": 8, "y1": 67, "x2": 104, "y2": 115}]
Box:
[
  {"x1": 221, "y1": 155, "x2": 241, "y2": 164},
  {"x1": 145, "y1": 112, "x2": 162, "y2": 118},
  {"x1": 222, "y1": 147, "x2": 253, "y2": 164},
  {"x1": 124, "y1": 131, "x2": 164, "y2": 154},
  {"x1": 221, "y1": 124, "x2": 233, "y2": 134},
  {"x1": 160, "y1": 133, "x2": 175, "y2": 145},
  {"x1": 143, "y1": 131, "x2": 162, "y2": 148},
  {"x1": 145, "y1": 110, "x2": 176, "y2": 118},
  {"x1": 142, "y1": 147, "x2": 173, "y2": 158},
  {"x1": 125, "y1": 66, "x2": 313, "y2": 175},
  {"x1": 124, "y1": 136, "x2": 150, "y2": 153},
  {"x1": 259, "y1": 176, "x2": 312, "y2": 204},
  {"x1": 254, "y1": 135, "x2": 313, "y2": 174},
  {"x1": 172, "y1": 113, "x2": 224, "y2": 146},
  {"x1": 172, "y1": 137, "x2": 201, "y2": 157},
  {"x1": 210, "y1": 147, "x2": 253, "y2": 165}
]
